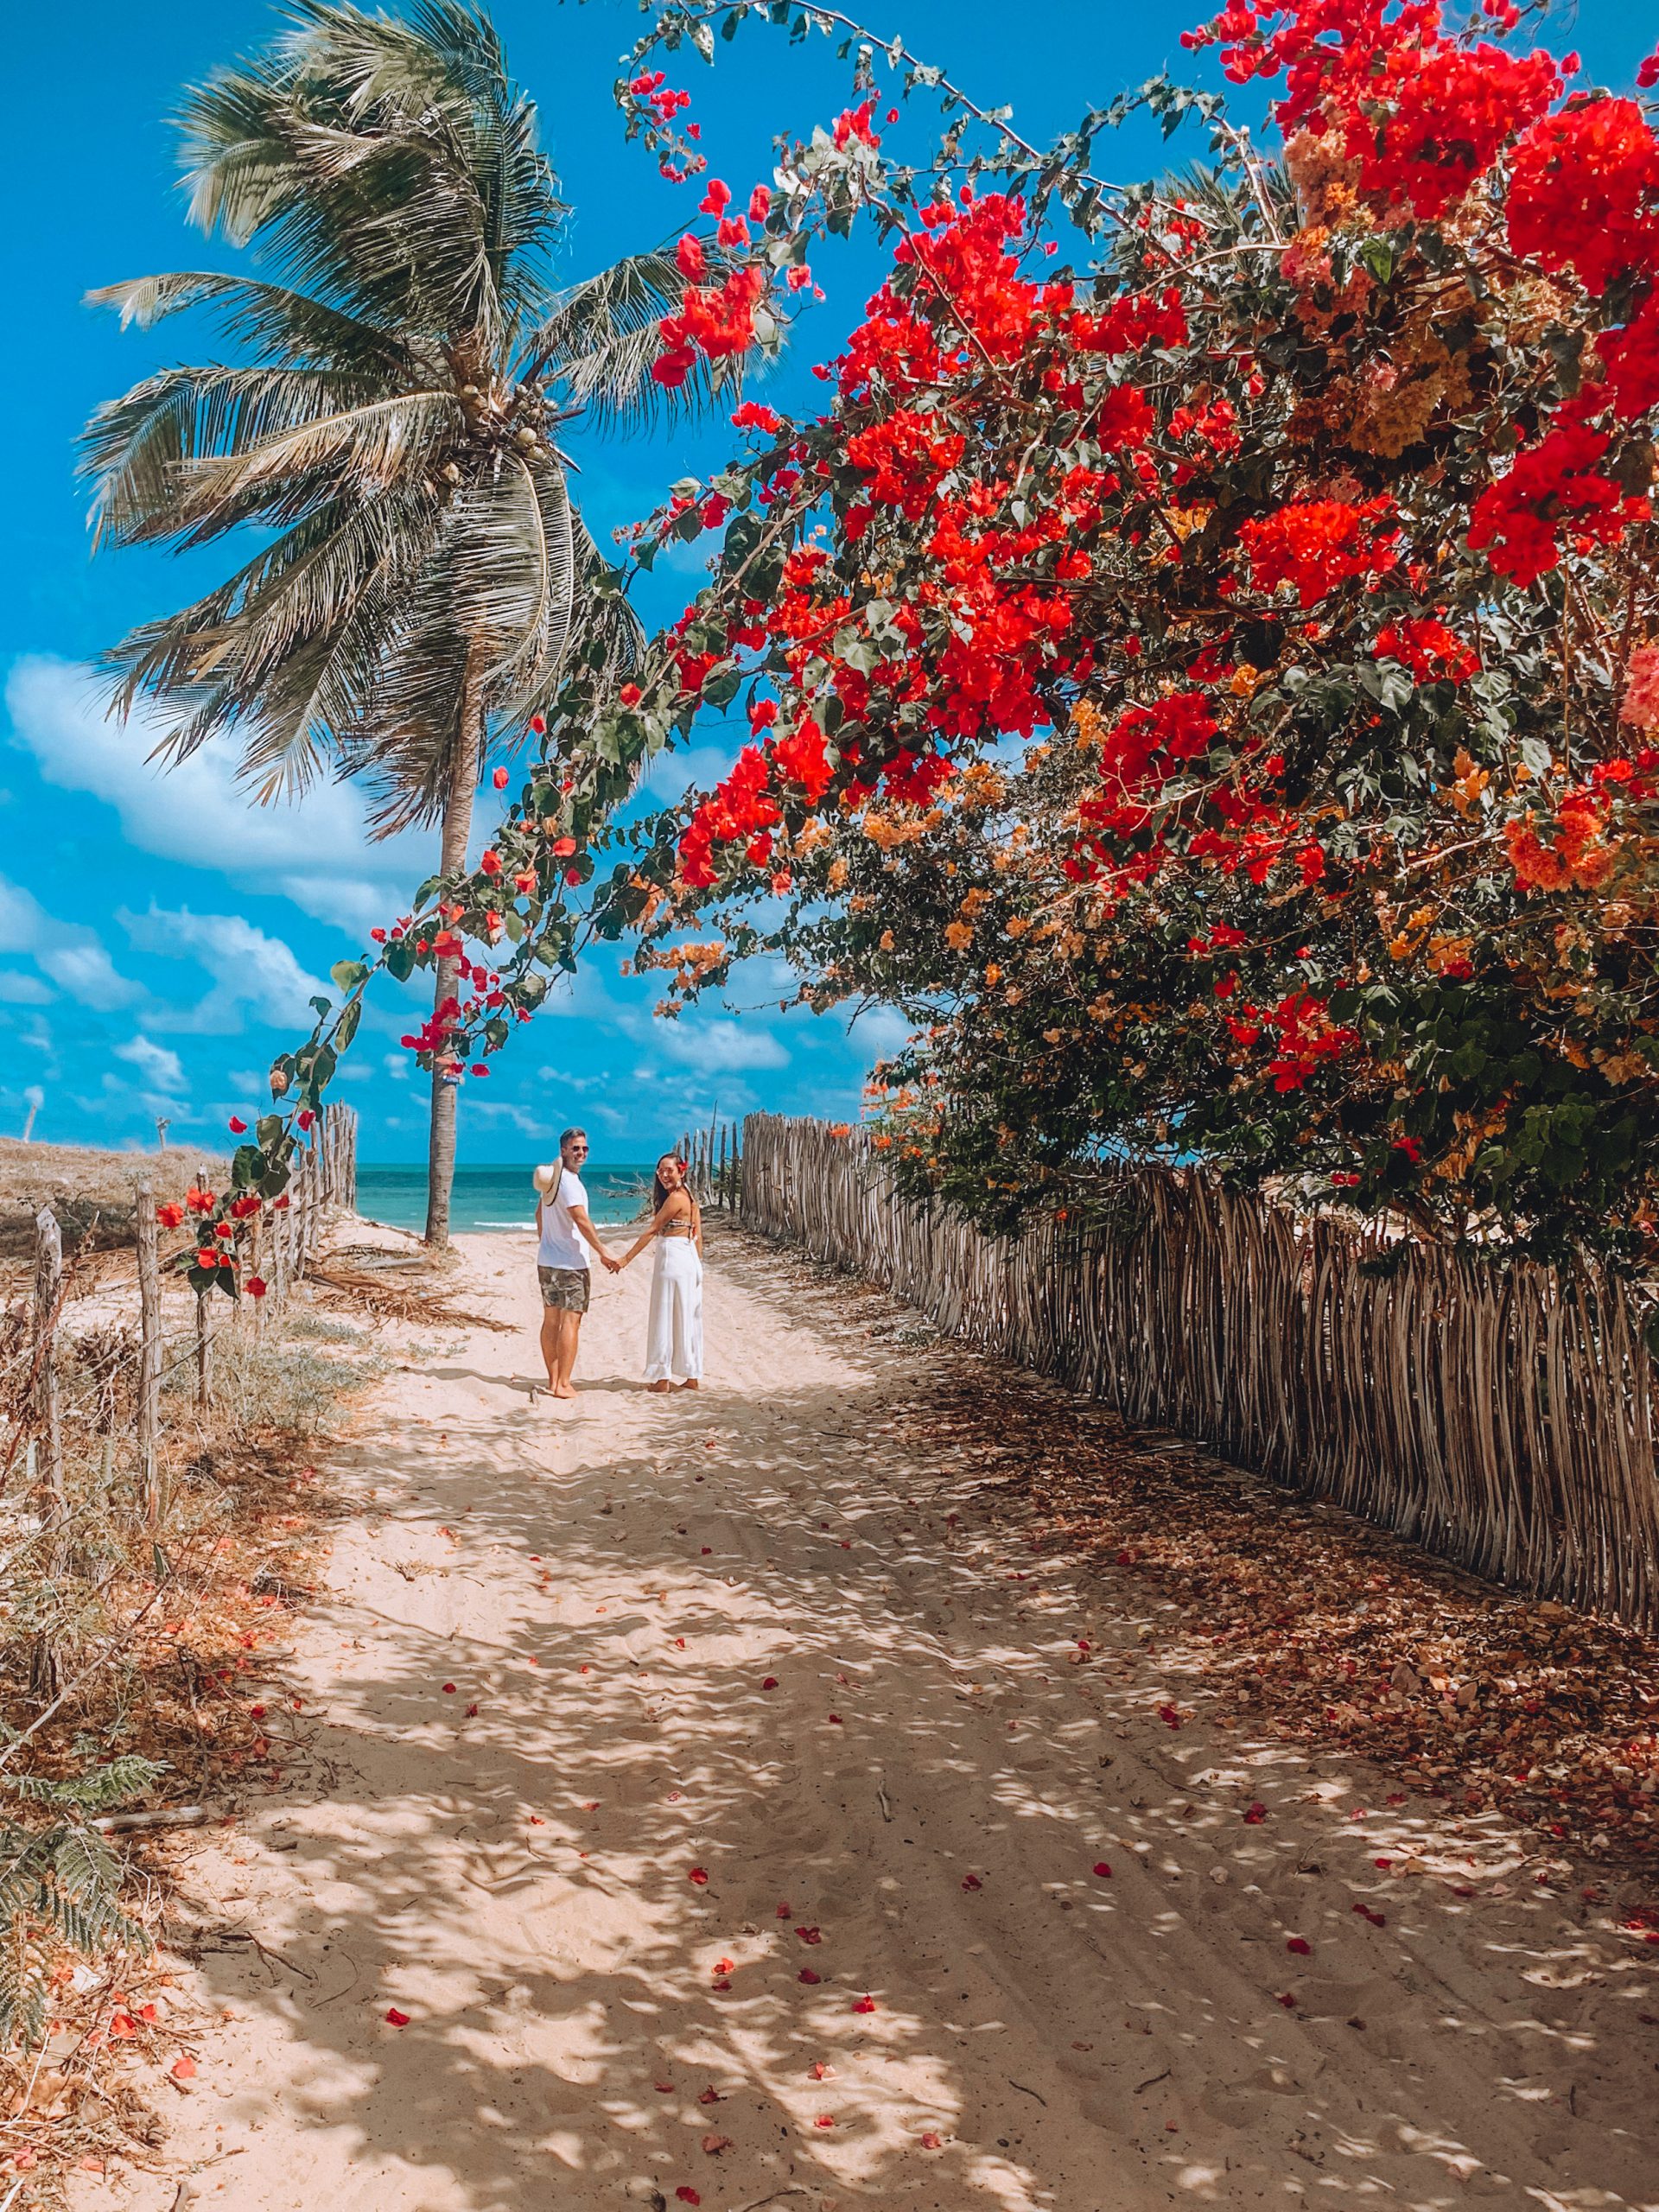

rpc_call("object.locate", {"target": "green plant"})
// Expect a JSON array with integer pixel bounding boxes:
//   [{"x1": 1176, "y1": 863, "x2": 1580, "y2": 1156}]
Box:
[{"x1": 0, "y1": 1757, "x2": 162, "y2": 2049}]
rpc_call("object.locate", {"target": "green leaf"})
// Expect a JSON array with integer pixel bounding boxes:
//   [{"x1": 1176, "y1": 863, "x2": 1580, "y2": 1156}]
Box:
[{"x1": 329, "y1": 958, "x2": 370, "y2": 994}]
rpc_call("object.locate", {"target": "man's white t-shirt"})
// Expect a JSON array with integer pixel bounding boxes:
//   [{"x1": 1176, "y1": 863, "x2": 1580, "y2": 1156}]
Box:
[{"x1": 537, "y1": 1169, "x2": 590, "y2": 1272}]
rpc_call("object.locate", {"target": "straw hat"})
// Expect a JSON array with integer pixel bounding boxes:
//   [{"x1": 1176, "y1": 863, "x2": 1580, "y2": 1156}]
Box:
[{"x1": 531, "y1": 1162, "x2": 562, "y2": 1195}]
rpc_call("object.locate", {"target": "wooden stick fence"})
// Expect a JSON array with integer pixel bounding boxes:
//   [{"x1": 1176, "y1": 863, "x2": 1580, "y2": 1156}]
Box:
[
  {"x1": 7, "y1": 1104, "x2": 359, "y2": 1522},
  {"x1": 677, "y1": 1116, "x2": 743, "y2": 1213},
  {"x1": 740, "y1": 1113, "x2": 1659, "y2": 1630}
]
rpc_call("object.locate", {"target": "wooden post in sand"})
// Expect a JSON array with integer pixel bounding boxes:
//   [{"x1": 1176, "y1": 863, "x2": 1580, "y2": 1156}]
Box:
[
  {"x1": 135, "y1": 1180, "x2": 162, "y2": 1522},
  {"x1": 32, "y1": 1208, "x2": 63, "y2": 1507},
  {"x1": 194, "y1": 1289, "x2": 213, "y2": 1411}
]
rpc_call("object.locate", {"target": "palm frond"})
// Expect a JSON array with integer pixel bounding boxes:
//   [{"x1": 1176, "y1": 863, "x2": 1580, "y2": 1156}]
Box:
[
  {"x1": 86, "y1": 270, "x2": 415, "y2": 375},
  {"x1": 525, "y1": 249, "x2": 760, "y2": 435},
  {"x1": 79, "y1": 364, "x2": 398, "y2": 549},
  {"x1": 167, "y1": 389, "x2": 457, "y2": 534},
  {"x1": 180, "y1": 2, "x2": 561, "y2": 347}
]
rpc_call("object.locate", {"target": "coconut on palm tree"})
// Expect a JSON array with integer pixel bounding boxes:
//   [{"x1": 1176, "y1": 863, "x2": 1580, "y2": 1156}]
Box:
[{"x1": 81, "y1": 0, "x2": 763, "y2": 1243}]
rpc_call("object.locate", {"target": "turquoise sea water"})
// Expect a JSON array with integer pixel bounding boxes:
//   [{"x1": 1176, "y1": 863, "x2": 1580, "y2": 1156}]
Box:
[{"x1": 357, "y1": 1162, "x2": 652, "y2": 1235}]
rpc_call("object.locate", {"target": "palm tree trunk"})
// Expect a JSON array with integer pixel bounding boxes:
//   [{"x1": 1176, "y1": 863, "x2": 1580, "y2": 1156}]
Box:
[{"x1": 424, "y1": 664, "x2": 485, "y2": 1248}]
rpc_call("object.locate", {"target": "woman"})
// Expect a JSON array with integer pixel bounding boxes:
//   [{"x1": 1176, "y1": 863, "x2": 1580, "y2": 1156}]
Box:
[{"x1": 615, "y1": 1154, "x2": 703, "y2": 1391}]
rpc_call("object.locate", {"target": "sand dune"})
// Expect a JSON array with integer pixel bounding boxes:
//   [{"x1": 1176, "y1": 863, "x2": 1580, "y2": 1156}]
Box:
[{"x1": 87, "y1": 1223, "x2": 1659, "y2": 2212}]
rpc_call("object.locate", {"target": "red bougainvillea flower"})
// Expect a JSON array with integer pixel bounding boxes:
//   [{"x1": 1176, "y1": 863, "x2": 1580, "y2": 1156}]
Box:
[
  {"x1": 492, "y1": 766, "x2": 509, "y2": 790},
  {"x1": 385, "y1": 2007, "x2": 410, "y2": 2027},
  {"x1": 1287, "y1": 1936, "x2": 1312, "y2": 1955},
  {"x1": 1468, "y1": 422, "x2": 1649, "y2": 588},
  {"x1": 245, "y1": 1276, "x2": 267, "y2": 1299},
  {"x1": 1507, "y1": 96, "x2": 1659, "y2": 296},
  {"x1": 1092, "y1": 1861, "x2": 1113, "y2": 1878},
  {"x1": 689, "y1": 1866, "x2": 709, "y2": 1886},
  {"x1": 1238, "y1": 497, "x2": 1399, "y2": 606},
  {"x1": 227, "y1": 1116, "x2": 247, "y2": 1135},
  {"x1": 798, "y1": 1967, "x2": 822, "y2": 1985},
  {"x1": 1373, "y1": 618, "x2": 1478, "y2": 683},
  {"x1": 156, "y1": 1201, "x2": 186, "y2": 1230}
]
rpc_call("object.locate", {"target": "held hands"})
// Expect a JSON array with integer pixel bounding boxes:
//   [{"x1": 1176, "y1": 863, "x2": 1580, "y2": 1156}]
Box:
[{"x1": 601, "y1": 1252, "x2": 624, "y2": 1274}]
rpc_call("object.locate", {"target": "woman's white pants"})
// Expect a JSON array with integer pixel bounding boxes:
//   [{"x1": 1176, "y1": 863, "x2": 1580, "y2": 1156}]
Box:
[{"x1": 646, "y1": 1238, "x2": 703, "y2": 1382}]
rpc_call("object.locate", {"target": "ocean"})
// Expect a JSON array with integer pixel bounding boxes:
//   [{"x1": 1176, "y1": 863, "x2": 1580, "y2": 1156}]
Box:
[{"x1": 356, "y1": 1162, "x2": 653, "y2": 1236}]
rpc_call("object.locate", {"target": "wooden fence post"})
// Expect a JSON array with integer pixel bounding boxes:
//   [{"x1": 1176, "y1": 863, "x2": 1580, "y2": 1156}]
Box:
[
  {"x1": 32, "y1": 1208, "x2": 63, "y2": 1508},
  {"x1": 29, "y1": 1207, "x2": 66, "y2": 1700},
  {"x1": 135, "y1": 1180, "x2": 161, "y2": 1522},
  {"x1": 194, "y1": 1290, "x2": 212, "y2": 1411}
]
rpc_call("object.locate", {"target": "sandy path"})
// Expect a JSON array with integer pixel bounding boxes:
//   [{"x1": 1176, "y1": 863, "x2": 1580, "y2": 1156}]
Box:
[{"x1": 94, "y1": 1225, "x2": 1656, "y2": 2212}]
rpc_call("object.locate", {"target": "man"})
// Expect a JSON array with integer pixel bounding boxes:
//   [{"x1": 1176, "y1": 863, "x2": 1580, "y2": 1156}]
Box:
[{"x1": 533, "y1": 1128, "x2": 619, "y2": 1399}]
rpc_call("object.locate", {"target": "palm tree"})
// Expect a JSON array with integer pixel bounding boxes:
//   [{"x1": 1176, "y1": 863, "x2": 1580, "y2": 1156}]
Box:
[{"x1": 81, "y1": 0, "x2": 757, "y2": 1244}]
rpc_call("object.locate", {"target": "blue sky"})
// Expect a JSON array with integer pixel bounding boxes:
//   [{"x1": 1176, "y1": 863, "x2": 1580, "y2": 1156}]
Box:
[{"x1": 0, "y1": 0, "x2": 1642, "y2": 1162}]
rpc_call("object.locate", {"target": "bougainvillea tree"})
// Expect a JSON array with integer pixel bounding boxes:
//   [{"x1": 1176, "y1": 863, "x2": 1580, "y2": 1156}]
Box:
[{"x1": 193, "y1": 0, "x2": 1659, "y2": 1285}]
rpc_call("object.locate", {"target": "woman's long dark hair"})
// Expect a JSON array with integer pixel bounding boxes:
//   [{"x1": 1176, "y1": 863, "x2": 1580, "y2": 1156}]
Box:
[{"x1": 652, "y1": 1152, "x2": 691, "y2": 1214}]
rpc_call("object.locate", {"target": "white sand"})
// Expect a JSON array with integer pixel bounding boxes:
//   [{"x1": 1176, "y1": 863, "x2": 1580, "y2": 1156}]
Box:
[{"x1": 88, "y1": 1224, "x2": 1658, "y2": 2212}]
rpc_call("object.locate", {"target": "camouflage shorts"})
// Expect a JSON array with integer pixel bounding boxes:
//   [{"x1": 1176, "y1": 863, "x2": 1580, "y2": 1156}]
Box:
[{"x1": 537, "y1": 1265, "x2": 590, "y2": 1314}]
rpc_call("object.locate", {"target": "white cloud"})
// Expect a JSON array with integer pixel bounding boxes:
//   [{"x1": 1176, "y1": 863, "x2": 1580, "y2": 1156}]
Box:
[
  {"x1": 0, "y1": 874, "x2": 141, "y2": 1011},
  {"x1": 118, "y1": 906, "x2": 327, "y2": 1030},
  {"x1": 652, "y1": 1015, "x2": 788, "y2": 1073},
  {"x1": 0, "y1": 972, "x2": 52, "y2": 1005},
  {"x1": 846, "y1": 1005, "x2": 915, "y2": 1063},
  {"x1": 113, "y1": 1035, "x2": 185, "y2": 1093},
  {"x1": 6, "y1": 657, "x2": 434, "y2": 938}
]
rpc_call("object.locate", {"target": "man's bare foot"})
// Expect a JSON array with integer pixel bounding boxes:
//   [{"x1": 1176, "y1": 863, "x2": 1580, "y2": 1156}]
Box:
[
  {"x1": 553, "y1": 1382, "x2": 576, "y2": 1400},
  {"x1": 649, "y1": 1379, "x2": 673, "y2": 1394},
  {"x1": 680, "y1": 1378, "x2": 700, "y2": 1390}
]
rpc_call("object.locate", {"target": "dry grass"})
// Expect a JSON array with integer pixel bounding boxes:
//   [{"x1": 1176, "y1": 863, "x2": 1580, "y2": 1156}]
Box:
[
  {"x1": 0, "y1": 1142, "x2": 225, "y2": 1261},
  {"x1": 0, "y1": 1270, "x2": 385, "y2": 2197}
]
